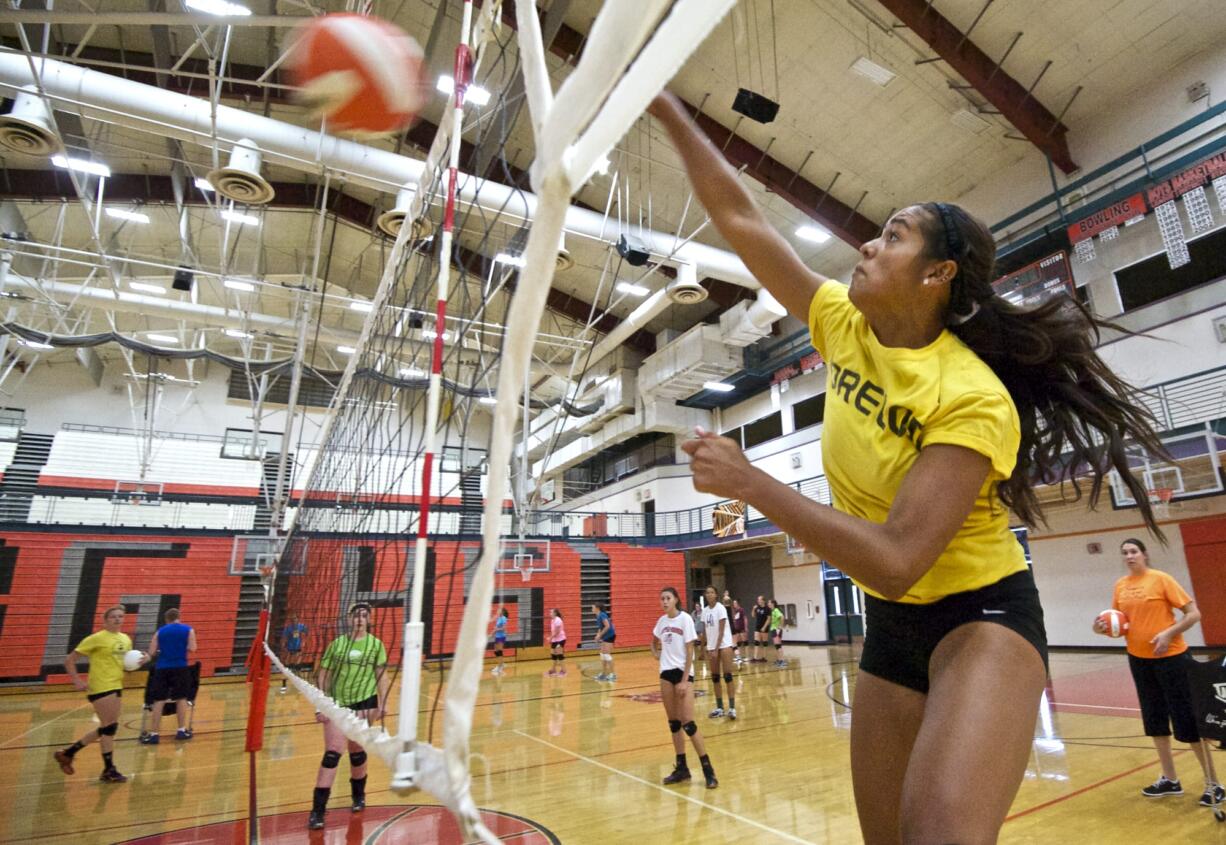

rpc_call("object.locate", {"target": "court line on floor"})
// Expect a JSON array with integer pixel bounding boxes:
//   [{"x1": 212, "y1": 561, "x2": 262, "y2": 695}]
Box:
[
  {"x1": 1005, "y1": 748, "x2": 1190, "y2": 822},
  {"x1": 513, "y1": 729, "x2": 815, "y2": 845},
  {"x1": 0, "y1": 703, "x2": 89, "y2": 748},
  {"x1": 1048, "y1": 701, "x2": 1140, "y2": 713}
]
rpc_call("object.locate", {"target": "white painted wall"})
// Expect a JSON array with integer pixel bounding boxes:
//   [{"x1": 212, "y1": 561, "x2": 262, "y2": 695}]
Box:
[{"x1": 771, "y1": 546, "x2": 828, "y2": 643}]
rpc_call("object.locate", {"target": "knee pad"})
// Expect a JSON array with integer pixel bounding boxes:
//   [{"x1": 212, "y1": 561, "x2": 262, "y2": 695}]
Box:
[
  {"x1": 349, "y1": 750, "x2": 367, "y2": 768},
  {"x1": 494, "y1": 649, "x2": 503, "y2": 658},
  {"x1": 668, "y1": 719, "x2": 682, "y2": 734},
  {"x1": 321, "y1": 750, "x2": 342, "y2": 769},
  {"x1": 723, "y1": 672, "x2": 733, "y2": 685},
  {"x1": 682, "y1": 721, "x2": 698, "y2": 737},
  {"x1": 774, "y1": 643, "x2": 782, "y2": 651},
  {"x1": 98, "y1": 722, "x2": 119, "y2": 736}
]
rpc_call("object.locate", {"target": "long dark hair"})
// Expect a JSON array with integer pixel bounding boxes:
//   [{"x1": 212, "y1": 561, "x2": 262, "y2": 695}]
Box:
[{"x1": 921, "y1": 202, "x2": 1167, "y2": 538}]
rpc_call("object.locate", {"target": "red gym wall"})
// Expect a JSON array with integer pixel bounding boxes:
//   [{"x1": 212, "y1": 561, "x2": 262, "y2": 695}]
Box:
[
  {"x1": 0, "y1": 531, "x2": 686, "y2": 684},
  {"x1": 1181, "y1": 517, "x2": 1226, "y2": 647}
]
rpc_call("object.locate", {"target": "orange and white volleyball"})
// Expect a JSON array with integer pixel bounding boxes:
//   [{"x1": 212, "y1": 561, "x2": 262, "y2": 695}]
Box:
[
  {"x1": 287, "y1": 14, "x2": 429, "y2": 136},
  {"x1": 1095, "y1": 608, "x2": 1129, "y2": 638}
]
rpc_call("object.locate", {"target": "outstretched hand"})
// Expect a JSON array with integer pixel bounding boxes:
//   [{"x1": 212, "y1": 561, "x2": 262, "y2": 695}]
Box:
[
  {"x1": 647, "y1": 91, "x2": 682, "y2": 122},
  {"x1": 681, "y1": 426, "x2": 758, "y2": 500}
]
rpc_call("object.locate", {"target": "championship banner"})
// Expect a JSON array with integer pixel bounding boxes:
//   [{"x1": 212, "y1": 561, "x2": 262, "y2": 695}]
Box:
[
  {"x1": 1065, "y1": 193, "x2": 1146, "y2": 244},
  {"x1": 1146, "y1": 149, "x2": 1226, "y2": 207}
]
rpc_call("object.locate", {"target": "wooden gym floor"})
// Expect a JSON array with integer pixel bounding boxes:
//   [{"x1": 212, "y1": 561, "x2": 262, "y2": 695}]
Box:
[{"x1": 1, "y1": 647, "x2": 1224, "y2": 844}]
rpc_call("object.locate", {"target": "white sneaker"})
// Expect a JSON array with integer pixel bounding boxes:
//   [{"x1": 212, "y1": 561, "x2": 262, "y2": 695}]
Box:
[
  {"x1": 708, "y1": 707, "x2": 724, "y2": 718},
  {"x1": 727, "y1": 707, "x2": 737, "y2": 720}
]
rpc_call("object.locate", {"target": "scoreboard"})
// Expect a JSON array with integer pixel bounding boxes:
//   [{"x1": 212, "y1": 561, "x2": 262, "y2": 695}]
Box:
[{"x1": 992, "y1": 251, "x2": 1075, "y2": 308}]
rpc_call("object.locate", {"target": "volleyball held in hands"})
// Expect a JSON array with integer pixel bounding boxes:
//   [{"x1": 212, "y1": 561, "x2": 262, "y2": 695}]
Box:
[
  {"x1": 287, "y1": 13, "x2": 429, "y2": 136},
  {"x1": 1095, "y1": 609, "x2": 1129, "y2": 638},
  {"x1": 122, "y1": 649, "x2": 144, "y2": 671}
]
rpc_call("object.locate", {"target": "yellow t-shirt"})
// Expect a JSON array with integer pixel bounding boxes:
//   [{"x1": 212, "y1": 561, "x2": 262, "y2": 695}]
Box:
[
  {"x1": 808, "y1": 282, "x2": 1026, "y2": 603},
  {"x1": 75, "y1": 630, "x2": 131, "y2": 694},
  {"x1": 1112, "y1": 569, "x2": 1192, "y2": 659}
]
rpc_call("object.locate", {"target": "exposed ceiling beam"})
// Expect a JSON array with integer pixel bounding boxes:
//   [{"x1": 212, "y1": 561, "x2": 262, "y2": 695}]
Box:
[
  {"x1": 874, "y1": 0, "x2": 1077, "y2": 174},
  {"x1": 499, "y1": 3, "x2": 881, "y2": 246}
]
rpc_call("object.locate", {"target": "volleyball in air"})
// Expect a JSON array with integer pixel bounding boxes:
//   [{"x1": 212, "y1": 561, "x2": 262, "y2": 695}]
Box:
[
  {"x1": 287, "y1": 13, "x2": 429, "y2": 136},
  {"x1": 123, "y1": 649, "x2": 145, "y2": 671},
  {"x1": 1095, "y1": 608, "x2": 1128, "y2": 638}
]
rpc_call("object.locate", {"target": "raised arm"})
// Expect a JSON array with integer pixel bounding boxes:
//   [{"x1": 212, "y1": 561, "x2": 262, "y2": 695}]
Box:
[{"x1": 649, "y1": 93, "x2": 826, "y2": 322}]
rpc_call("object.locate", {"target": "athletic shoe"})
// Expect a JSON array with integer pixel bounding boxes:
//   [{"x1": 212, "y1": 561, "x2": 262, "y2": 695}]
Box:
[
  {"x1": 141, "y1": 733, "x2": 160, "y2": 745},
  {"x1": 1200, "y1": 783, "x2": 1226, "y2": 806},
  {"x1": 99, "y1": 768, "x2": 128, "y2": 783},
  {"x1": 53, "y1": 750, "x2": 75, "y2": 775},
  {"x1": 774, "y1": 660, "x2": 788, "y2": 668},
  {"x1": 606, "y1": 673, "x2": 616, "y2": 681},
  {"x1": 183, "y1": 728, "x2": 194, "y2": 739},
  {"x1": 308, "y1": 809, "x2": 326, "y2": 830},
  {"x1": 703, "y1": 768, "x2": 718, "y2": 789},
  {"x1": 279, "y1": 685, "x2": 287, "y2": 695},
  {"x1": 351, "y1": 796, "x2": 366, "y2": 813},
  {"x1": 727, "y1": 707, "x2": 737, "y2": 720},
  {"x1": 662, "y1": 765, "x2": 691, "y2": 785},
  {"x1": 708, "y1": 707, "x2": 724, "y2": 718},
  {"x1": 1141, "y1": 776, "x2": 1182, "y2": 798},
  {"x1": 175, "y1": 729, "x2": 191, "y2": 741},
  {"x1": 490, "y1": 666, "x2": 503, "y2": 676},
  {"x1": 593, "y1": 673, "x2": 607, "y2": 682}
]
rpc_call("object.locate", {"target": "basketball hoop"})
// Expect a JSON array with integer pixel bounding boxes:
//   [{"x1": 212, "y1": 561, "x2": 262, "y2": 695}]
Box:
[{"x1": 1148, "y1": 487, "x2": 1174, "y2": 519}]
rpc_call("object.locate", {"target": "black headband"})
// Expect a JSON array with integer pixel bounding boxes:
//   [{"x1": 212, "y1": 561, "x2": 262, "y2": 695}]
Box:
[{"x1": 934, "y1": 202, "x2": 965, "y2": 260}]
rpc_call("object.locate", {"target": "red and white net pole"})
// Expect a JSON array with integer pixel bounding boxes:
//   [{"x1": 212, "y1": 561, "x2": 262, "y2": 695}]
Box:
[{"x1": 395, "y1": 0, "x2": 475, "y2": 790}]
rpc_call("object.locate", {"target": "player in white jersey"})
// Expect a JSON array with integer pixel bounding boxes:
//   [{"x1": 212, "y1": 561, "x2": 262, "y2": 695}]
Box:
[
  {"x1": 652, "y1": 587, "x2": 717, "y2": 789},
  {"x1": 702, "y1": 586, "x2": 737, "y2": 720}
]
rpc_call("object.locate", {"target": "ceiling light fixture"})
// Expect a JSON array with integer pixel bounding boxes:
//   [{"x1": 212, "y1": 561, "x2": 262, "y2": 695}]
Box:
[
  {"x1": 479, "y1": 396, "x2": 498, "y2": 405},
  {"x1": 337, "y1": 345, "x2": 356, "y2": 355},
  {"x1": 21, "y1": 340, "x2": 54, "y2": 350},
  {"x1": 494, "y1": 252, "x2": 526, "y2": 267},
  {"x1": 849, "y1": 56, "x2": 896, "y2": 87},
  {"x1": 106, "y1": 207, "x2": 150, "y2": 224},
  {"x1": 399, "y1": 367, "x2": 426, "y2": 378},
  {"x1": 194, "y1": 177, "x2": 214, "y2": 192},
  {"x1": 703, "y1": 381, "x2": 735, "y2": 393},
  {"x1": 224, "y1": 328, "x2": 252, "y2": 339},
  {"x1": 221, "y1": 209, "x2": 260, "y2": 226},
  {"x1": 185, "y1": 0, "x2": 252, "y2": 16},
  {"x1": 128, "y1": 282, "x2": 166, "y2": 295},
  {"x1": 223, "y1": 279, "x2": 256, "y2": 292},
  {"x1": 50, "y1": 154, "x2": 111, "y2": 178},
  {"x1": 616, "y1": 281, "x2": 650, "y2": 297},
  {"x1": 350, "y1": 301, "x2": 374, "y2": 313},
  {"x1": 147, "y1": 333, "x2": 179, "y2": 344},
  {"x1": 795, "y1": 225, "x2": 831, "y2": 244},
  {"x1": 436, "y1": 75, "x2": 491, "y2": 106}
]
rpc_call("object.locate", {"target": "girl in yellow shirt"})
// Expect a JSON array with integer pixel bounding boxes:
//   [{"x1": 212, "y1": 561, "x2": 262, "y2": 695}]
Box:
[{"x1": 651, "y1": 92, "x2": 1167, "y2": 843}]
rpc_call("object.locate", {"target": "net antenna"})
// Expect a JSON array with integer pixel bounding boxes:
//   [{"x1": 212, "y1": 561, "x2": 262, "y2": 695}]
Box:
[{"x1": 266, "y1": 1, "x2": 737, "y2": 841}]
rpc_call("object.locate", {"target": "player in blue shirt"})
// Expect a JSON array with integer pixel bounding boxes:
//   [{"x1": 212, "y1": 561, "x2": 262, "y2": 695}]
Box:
[
  {"x1": 490, "y1": 608, "x2": 509, "y2": 676},
  {"x1": 142, "y1": 608, "x2": 197, "y2": 743},
  {"x1": 592, "y1": 604, "x2": 616, "y2": 682},
  {"x1": 281, "y1": 614, "x2": 308, "y2": 693}
]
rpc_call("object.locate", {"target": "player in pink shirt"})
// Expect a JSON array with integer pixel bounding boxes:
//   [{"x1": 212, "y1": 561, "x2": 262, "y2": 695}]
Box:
[{"x1": 548, "y1": 608, "x2": 567, "y2": 676}]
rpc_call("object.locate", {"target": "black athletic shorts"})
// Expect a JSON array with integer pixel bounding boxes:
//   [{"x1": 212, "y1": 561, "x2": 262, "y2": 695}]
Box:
[
  {"x1": 1129, "y1": 651, "x2": 1200, "y2": 743},
  {"x1": 87, "y1": 689, "x2": 121, "y2": 703},
  {"x1": 149, "y1": 666, "x2": 194, "y2": 701},
  {"x1": 660, "y1": 668, "x2": 685, "y2": 685},
  {"x1": 601, "y1": 634, "x2": 616, "y2": 644},
  {"x1": 551, "y1": 640, "x2": 566, "y2": 649},
  {"x1": 343, "y1": 694, "x2": 379, "y2": 713},
  {"x1": 860, "y1": 568, "x2": 1048, "y2": 694}
]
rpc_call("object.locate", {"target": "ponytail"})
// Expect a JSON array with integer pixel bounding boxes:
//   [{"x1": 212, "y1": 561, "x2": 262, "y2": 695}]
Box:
[{"x1": 922, "y1": 203, "x2": 1167, "y2": 539}]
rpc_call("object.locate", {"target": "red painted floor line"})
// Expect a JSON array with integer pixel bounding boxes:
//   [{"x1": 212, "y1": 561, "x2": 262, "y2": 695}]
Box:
[{"x1": 1006, "y1": 749, "x2": 1188, "y2": 822}]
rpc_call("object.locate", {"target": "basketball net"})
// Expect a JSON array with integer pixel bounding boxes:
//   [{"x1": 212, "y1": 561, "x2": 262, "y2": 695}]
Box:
[{"x1": 1148, "y1": 487, "x2": 1174, "y2": 519}]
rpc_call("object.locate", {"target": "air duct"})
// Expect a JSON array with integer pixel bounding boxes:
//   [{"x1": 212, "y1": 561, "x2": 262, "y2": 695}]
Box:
[
  {"x1": 206, "y1": 138, "x2": 276, "y2": 205},
  {"x1": 0, "y1": 53, "x2": 764, "y2": 289},
  {"x1": 0, "y1": 87, "x2": 60, "y2": 156}
]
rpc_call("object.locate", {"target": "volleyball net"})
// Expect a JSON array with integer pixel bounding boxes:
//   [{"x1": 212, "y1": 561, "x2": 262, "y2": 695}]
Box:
[{"x1": 265, "y1": 1, "x2": 736, "y2": 840}]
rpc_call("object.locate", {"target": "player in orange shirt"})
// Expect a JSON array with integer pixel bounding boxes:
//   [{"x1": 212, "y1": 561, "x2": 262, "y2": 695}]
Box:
[{"x1": 1095, "y1": 538, "x2": 1221, "y2": 805}]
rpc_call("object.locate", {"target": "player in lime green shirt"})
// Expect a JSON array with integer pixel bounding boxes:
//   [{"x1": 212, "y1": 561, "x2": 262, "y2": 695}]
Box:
[
  {"x1": 54, "y1": 605, "x2": 138, "y2": 783},
  {"x1": 308, "y1": 602, "x2": 389, "y2": 830},
  {"x1": 768, "y1": 600, "x2": 786, "y2": 668}
]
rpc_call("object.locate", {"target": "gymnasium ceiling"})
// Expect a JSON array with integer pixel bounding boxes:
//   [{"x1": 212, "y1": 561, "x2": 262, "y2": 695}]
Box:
[{"x1": 2, "y1": 0, "x2": 1225, "y2": 400}]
